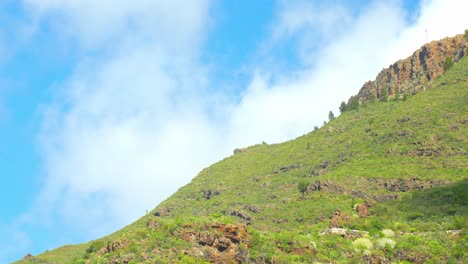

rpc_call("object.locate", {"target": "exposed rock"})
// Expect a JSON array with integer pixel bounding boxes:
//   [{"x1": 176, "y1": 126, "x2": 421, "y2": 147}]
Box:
[
  {"x1": 330, "y1": 209, "x2": 350, "y2": 228},
  {"x1": 233, "y1": 148, "x2": 248, "y2": 155},
  {"x1": 146, "y1": 218, "x2": 161, "y2": 230},
  {"x1": 22, "y1": 253, "x2": 33, "y2": 260},
  {"x1": 153, "y1": 207, "x2": 171, "y2": 217},
  {"x1": 223, "y1": 209, "x2": 252, "y2": 222},
  {"x1": 372, "y1": 194, "x2": 400, "y2": 202},
  {"x1": 446, "y1": 229, "x2": 462, "y2": 236},
  {"x1": 272, "y1": 164, "x2": 301, "y2": 174},
  {"x1": 272, "y1": 218, "x2": 289, "y2": 224},
  {"x1": 244, "y1": 204, "x2": 262, "y2": 213},
  {"x1": 180, "y1": 223, "x2": 250, "y2": 263},
  {"x1": 202, "y1": 189, "x2": 220, "y2": 200},
  {"x1": 319, "y1": 228, "x2": 368, "y2": 238},
  {"x1": 395, "y1": 249, "x2": 429, "y2": 264},
  {"x1": 350, "y1": 34, "x2": 468, "y2": 104},
  {"x1": 354, "y1": 203, "x2": 371, "y2": 217},
  {"x1": 379, "y1": 178, "x2": 449, "y2": 192},
  {"x1": 97, "y1": 240, "x2": 129, "y2": 255},
  {"x1": 366, "y1": 255, "x2": 390, "y2": 264},
  {"x1": 310, "y1": 180, "x2": 347, "y2": 194},
  {"x1": 318, "y1": 160, "x2": 331, "y2": 169}
]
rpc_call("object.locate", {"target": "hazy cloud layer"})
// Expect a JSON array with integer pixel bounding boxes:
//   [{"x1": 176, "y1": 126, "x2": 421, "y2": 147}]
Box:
[
  {"x1": 3, "y1": 0, "x2": 468, "y2": 261},
  {"x1": 29, "y1": 0, "x2": 219, "y2": 237}
]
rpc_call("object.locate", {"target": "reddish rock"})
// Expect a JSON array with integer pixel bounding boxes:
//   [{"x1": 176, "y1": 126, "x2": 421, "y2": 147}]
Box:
[
  {"x1": 330, "y1": 209, "x2": 350, "y2": 228},
  {"x1": 355, "y1": 203, "x2": 371, "y2": 217},
  {"x1": 350, "y1": 34, "x2": 468, "y2": 104}
]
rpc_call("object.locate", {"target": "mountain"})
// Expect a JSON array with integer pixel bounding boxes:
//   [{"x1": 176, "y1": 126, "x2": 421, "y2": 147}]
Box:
[{"x1": 16, "y1": 35, "x2": 468, "y2": 264}]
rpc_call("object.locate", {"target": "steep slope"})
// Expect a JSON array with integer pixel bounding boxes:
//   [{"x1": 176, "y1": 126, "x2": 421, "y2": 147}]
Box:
[{"x1": 16, "y1": 40, "x2": 468, "y2": 264}]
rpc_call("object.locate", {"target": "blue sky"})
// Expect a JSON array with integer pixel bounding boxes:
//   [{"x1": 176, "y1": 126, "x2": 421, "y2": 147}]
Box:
[{"x1": 1, "y1": 0, "x2": 467, "y2": 262}]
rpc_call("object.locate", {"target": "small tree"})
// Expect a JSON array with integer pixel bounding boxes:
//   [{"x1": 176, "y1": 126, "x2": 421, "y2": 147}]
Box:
[
  {"x1": 464, "y1": 29, "x2": 468, "y2": 39},
  {"x1": 443, "y1": 57, "x2": 454, "y2": 71},
  {"x1": 380, "y1": 87, "x2": 388, "y2": 102},
  {"x1": 328, "y1": 111, "x2": 335, "y2": 121},
  {"x1": 339, "y1": 101, "x2": 347, "y2": 113},
  {"x1": 298, "y1": 181, "x2": 309, "y2": 197},
  {"x1": 348, "y1": 98, "x2": 359, "y2": 110},
  {"x1": 394, "y1": 88, "x2": 401, "y2": 101}
]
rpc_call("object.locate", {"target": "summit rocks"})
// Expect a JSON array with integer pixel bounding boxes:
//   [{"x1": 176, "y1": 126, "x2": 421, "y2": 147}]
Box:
[{"x1": 350, "y1": 34, "x2": 468, "y2": 103}]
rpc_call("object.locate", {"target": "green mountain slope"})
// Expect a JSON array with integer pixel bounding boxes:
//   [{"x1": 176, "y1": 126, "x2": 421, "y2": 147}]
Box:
[{"x1": 17, "y1": 49, "x2": 467, "y2": 263}]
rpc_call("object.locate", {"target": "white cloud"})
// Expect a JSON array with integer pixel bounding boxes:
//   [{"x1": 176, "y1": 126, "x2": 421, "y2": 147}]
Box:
[
  {"x1": 230, "y1": 0, "x2": 468, "y2": 147},
  {"x1": 24, "y1": 0, "x2": 211, "y2": 52},
  {"x1": 6, "y1": 0, "x2": 468, "y2": 260},
  {"x1": 24, "y1": 0, "x2": 222, "y2": 242},
  {"x1": 386, "y1": 0, "x2": 468, "y2": 64},
  {"x1": 228, "y1": 0, "x2": 407, "y2": 146}
]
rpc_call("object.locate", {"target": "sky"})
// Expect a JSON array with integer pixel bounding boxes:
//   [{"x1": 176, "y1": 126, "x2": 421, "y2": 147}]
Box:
[{"x1": 0, "y1": 0, "x2": 467, "y2": 262}]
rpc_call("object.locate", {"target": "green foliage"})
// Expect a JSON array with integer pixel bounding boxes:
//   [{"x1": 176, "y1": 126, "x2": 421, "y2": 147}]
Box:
[
  {"x1": 444, "y1": 57, "x2": 454, "y2": 71},
  {"x1": 298, "y1": 181, "x2": 309, "y2": 197},
  {"x1": 379, "y1": 86, "x2": 388, "y2": 102},
  {"x1": 339, "y1": 101, "x2": 347, "y2": 113},
  {"x1": 394, "y1": 88, "x2": 400, "y2": 101},
  {"x1": 464, "y1": 29, "x2": 468, "y2": 39},
  {"x1": 85, "y1": 241, "x2": 105, "y2": 254},
  {"x1": 328, "y1": 111, "x2": 335, "y2": 121},
  {"x1": 348, "y1": 97, "x2": 359, "y2": 111}
]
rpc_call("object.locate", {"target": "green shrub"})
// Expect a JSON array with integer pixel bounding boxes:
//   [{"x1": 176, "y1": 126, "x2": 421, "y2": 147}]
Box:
[
  {"x1": 444, "y1": 57, "x2": 454, "y2": 71},
  {"x1": 352, "y1": 238, "x2": 373, "y2": 255},
  {"x1": 86, "y1": 241, "x2": 105, "y2": 254},
  {"x1": 379, "y1": 87, "x2": 388, "y2": 102},
  {"x1": 298, "y1": 181, "x2": 309, "y2": 197},
  {"x1": 339, "y1": 101, "x2": 347, "y2": 113}
]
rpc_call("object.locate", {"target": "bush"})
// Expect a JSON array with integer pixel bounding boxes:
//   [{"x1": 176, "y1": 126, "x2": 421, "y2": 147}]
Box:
[
  {"x1": 444, "y1": 57, "x2": 454, "y2": 71},
  {"x1": 348, "y1": 98, "x2": 359, "y2": 110},
  {"x1": 328, "y1": 111, "x2": 335, "y2": 121},
  {"x1": 298, "y1": 181, "x2": 309, "y2": 197},
  {"x1": 376, "y1": 238, "x2": 396, "y2": 249},
  {"x1": 381, "y1": 229, "x2": 395, "y2": 238},
  {"x1": 339, "y1": 101, "x2": 347, "y2": 113},
  {"x1": 379, "y1": 87, "x2": 388, "y2": 102},
  {"x1": 353, "y1": 238, "x2": 373, "y2": 255},
  {"x1": 86, "y1": 241, "x2": 105, "y2": 254}
]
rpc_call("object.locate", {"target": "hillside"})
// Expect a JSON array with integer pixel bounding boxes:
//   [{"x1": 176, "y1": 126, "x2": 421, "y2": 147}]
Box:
[{"x1": 16, "y1": 37, "x2": 468, "y2": 263}]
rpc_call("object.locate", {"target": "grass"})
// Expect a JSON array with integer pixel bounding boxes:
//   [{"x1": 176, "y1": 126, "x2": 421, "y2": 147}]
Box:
[{"x1": 14, "y1": 53, "x2": 468, "y2": 264}]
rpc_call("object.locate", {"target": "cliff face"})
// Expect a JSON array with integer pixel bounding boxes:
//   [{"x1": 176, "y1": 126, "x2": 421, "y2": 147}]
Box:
[{"x1": 351, "y1": 34, "x2": 468, "y2": 103}]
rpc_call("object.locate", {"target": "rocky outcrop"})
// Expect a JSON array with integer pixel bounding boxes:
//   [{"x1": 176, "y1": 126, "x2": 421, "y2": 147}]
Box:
[
  {"x1": 244, "y1": 204, "x2": 262, "y2": 213},
  {"x1": 272, "y1": 164, "x2": 301, "y2": 174},
  {"x1": 97, "y1": 240, "x2": 129, "y2": 255},
  {"x1": 202, "y1": 189, "x2": 220, "y2": 199},
  {"x1": 354, "y1": 203, "x2": 371, "y2": 217},
  {"x1": 222, "y1": 209, "x2": 252, "y2": 222},
  {"x1": 371, "y1": 177, "x2": 450, "y2": 192},
  {"x1": 22, "y1": 253, "x2": 33, "y2": 260},
  {"x1": 330, "y1": 209, "x2": 350, "y2": 228},
  {"x1": 153, "y1": 207, "x2": 171, "y2": 217},
  {"x1": 309, "y1": 180, "x2": 346, "y2": 194},
  {"x1": 146, "y1": 218, "x2": 161, "y2": 230},
  {"x1": 319, "y1": 228, "x2": 368, "y2": 238},
  {"x1": 180, "y1": 223, "x2": 250, "y2": 263},
  {"x1": 350, "y1": 34, "x2": 468, "y2": 104}
]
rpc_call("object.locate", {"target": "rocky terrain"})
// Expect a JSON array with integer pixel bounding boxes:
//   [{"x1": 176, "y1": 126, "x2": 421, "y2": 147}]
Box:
[{"x1": 349, "y1": 34, "x2": 468, "y2": 103}]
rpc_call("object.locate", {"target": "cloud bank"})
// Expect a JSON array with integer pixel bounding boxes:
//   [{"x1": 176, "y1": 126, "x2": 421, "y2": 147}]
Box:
[{"x1": 3, "y1": 0, "x2": 468, "y2": 261}]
